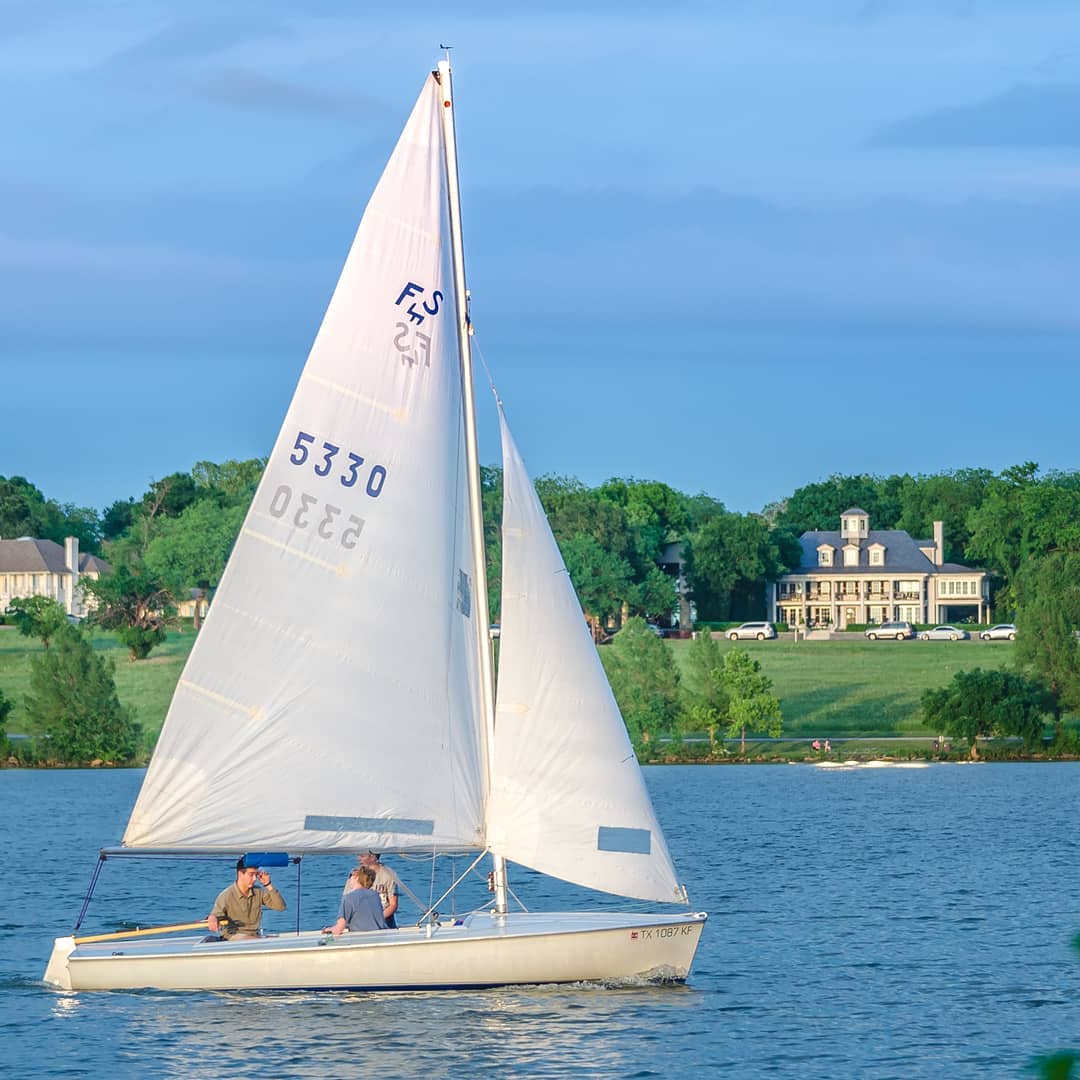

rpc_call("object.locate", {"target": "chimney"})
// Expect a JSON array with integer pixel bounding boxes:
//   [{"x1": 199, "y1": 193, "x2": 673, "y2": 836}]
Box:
[
  {"x1": 64, "y1": 536, "x2": 80, "y2": 615},
  {"x1": 933, "y1": 521, "x2": 944, "y2": 567}
]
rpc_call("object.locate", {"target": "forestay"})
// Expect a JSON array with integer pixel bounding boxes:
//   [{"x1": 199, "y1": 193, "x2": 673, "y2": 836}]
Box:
[
  {"x1": 124, "y1": 74, "x2": 487, "y2": 854},
  {"x1": 486, "y1": 408, "x2": 685, "y2": 904}
]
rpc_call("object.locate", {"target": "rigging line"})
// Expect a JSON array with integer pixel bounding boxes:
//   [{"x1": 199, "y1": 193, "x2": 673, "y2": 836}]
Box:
[
  {"x1": 416, "y1": 850, "x2": 490, "y2": 925},
  {"x1": 470, "y1": 335, "x2": 502, "y2": 409}
]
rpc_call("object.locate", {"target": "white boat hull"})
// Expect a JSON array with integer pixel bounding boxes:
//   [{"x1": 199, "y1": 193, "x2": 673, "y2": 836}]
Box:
[{"x1": 45, "y1": 910, "x2": 707, "y2": 992}]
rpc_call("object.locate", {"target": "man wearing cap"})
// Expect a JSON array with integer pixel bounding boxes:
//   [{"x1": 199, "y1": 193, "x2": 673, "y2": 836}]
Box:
[
  {"x1": 359, "y1": 851, "x2": 400, "y2": 929},
  {"x1": 208, "y1": 858, "x2": 286, "y2": 939}
]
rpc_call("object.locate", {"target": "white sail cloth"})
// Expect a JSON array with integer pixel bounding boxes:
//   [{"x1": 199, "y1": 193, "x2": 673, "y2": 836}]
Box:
[
  {"x1": 486, "y1": 409, "x2": 684, "y2": 904},
  {"x1": 125, "y1": 74, "x2": 487, "y2": 854}
]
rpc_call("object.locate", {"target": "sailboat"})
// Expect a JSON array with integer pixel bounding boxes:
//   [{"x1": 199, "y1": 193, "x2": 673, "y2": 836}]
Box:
[{"x1": 44, "y1": 59, "x2": 706, "y2": 993}]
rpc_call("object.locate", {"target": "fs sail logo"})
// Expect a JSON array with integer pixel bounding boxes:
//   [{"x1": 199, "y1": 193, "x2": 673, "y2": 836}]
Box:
[{"x1": 393, "y1": 281, "x2": 443, "y2": 369}]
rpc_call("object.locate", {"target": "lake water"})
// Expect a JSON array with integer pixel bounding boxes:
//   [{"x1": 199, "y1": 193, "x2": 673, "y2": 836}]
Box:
[{"x1": 1, "y1": 764, "x2": 1078, "y2": 1078}]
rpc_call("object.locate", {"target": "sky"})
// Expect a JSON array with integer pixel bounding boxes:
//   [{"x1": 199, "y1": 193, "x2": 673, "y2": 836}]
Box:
[{"x1": 2, "y1": 1, "x2": 1079, "y2": 517}]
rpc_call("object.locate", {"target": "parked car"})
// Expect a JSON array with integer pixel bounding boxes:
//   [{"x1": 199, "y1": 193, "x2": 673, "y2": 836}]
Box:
[
  {"x1": 865, "y1": 621, "x2": 915, "y2": 640},
  {"x1": 727, "y1": 621, "x2": 777, "y2": 641},
  {"x1": 980, "y1": 624, "x2": 1017, "y2": 641},
  {"x1": 919, "y1": 625, "x2": 970, "y2": 641},
  {"x1": 646, "y1": 623, "x2": 665, "y2": 637}
]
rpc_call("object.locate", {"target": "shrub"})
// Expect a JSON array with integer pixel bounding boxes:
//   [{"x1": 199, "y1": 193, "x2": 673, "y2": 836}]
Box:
[{"x1": 24, "y1": 624, "x2": 141, "y2": 764}]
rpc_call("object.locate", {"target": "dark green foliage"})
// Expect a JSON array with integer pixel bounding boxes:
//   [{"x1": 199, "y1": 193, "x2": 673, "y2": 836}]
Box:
[
  {"x1": 5, "y1": 595, "x2": 68, "y2": 648},
  {"x1": 0, "y1": 474, "x2": 101, "y2": 552},
  {"x1": 480, "y1": 465, "x2": 503, "y2": 623},
  {"x1": 0, "y1": 686, "x2": 12, "y2": 755},
  {"x1": 1016, "y1": 552, "x2": 1080, "y2": 720},
  {"x1": 678, "y1": 631, "x2": 729, "y2": 747},
  {"x1": 720, "y1": 647, "x2": 783, "y2": 754},
  {"x1": 1026, "y1": 1051, "x2": 1077, "y2": 1080},
  {"x1": 83, "y1": 563, "x2": 175, "y2": 661},
  {"x1": 921, "y1": 667, "x2": 1051, "y2": 756},
  {"x1": 600, "y1": 617, "x2": 680, "y2": 747},
  {"x1": 967, "y1": 464, "x2": 1080, "y2": 615},
  {"x1": 684, "y1": 512, "x2": 789, "y2": 621},
  {"x1": 773, "y1": 473, "x2": 906, "y2": 535},
  {"x1": 24, "y1": 623, "x2": 141, "y2": 764}
]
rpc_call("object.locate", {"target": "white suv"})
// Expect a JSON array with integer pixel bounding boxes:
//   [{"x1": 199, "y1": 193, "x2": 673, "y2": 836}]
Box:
[
  {"x1": 727, "y1": 622, "x2": 777, "y2": 641},
  {"x1": 866, "y1": 621, "x2": 915, "y2": 640}
]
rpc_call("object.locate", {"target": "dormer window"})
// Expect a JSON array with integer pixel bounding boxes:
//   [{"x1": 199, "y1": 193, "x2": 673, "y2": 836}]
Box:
[
  {"x1": 843, "y1": 544, "x2": 859, "y2": 567},
  {"x1": 868, "y1": 543, "x2": 885, "y2": 567},
  {"x1": 818, "y1": 546, "x2": 833, "y2": 567}
]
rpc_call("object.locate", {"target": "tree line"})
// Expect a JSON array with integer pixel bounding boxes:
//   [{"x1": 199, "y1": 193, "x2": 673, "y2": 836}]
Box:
[{"x1": 4, "y1": 459, "x2": 1080, "y2": 762}]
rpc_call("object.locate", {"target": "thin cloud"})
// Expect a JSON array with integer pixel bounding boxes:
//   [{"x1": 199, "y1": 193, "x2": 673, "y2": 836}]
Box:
[
  {"x1": 873, "y1": 83, "x2": 1080, "y2": 147},
  {"x1": 184, "y1": 67, "x2": 386, "y2": 117},
  {"x1": 93, "y1": 16, "x2": 290, "y2": 73}
]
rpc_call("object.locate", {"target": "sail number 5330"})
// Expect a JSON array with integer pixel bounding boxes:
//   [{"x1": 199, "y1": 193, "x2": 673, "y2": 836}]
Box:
[
  {"x1": 289, "y1": 430, "x2": 387, "y2": 498},
  {"x1": 268, "y1": 485, "x2": 366, "y2": 549}
]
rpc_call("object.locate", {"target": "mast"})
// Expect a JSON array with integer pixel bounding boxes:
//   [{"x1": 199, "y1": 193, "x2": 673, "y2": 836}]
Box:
[{"x1": 436, "y1": 57, "x2": 509, "y2": 916}]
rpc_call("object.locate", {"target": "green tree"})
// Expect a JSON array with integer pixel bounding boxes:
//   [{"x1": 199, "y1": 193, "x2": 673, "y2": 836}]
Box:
[
  {"x1": 774, "y1": 473, "x2": 906, "y2": 535},
  {"x1": 0, "y1": 686, "x2": 12, "y2": 757},
  {"x1": 685, "y1": 511, "x2": 789, "y2": 621},
  {"x1": 895, "y1": 468, "x2": 991, "y2": 562},
  {"x1": 480, "y1": 465, "x2": 503, "y2": 624},
  {"x1": 5, "y1": 595, "x2": 68, "y2": 648},
  {"x1": 720, "y1": 647, "x2": 782, "y2": 755},
  {"x1": 24, "y1": 623, "x2": 141, "y2": 764},
  {"x1": 82, "y1": 563, "x2": 175, "y2": 660},
  {"x1": 0, "y1": 475, "x2": 101, "y2": 551},
  {"x1": 600, "y1": 617, "x2": 681, "y2": 748},
  {"x1": 921, "y1": 668, "x2": 1051, "y2": 759},
  {"x1": 143, "y1": 498, "x2": 247, "y2": 598},
  {"x1": 559, "y1": 534, "x2": 636, "y2": 635},
  {"x1": 679, "y1": 631, "x2": 729, "y2": 749},
  {"x1": 966, "y1": 464, "x2": 1080, "y2": 615},
  {"x1": 1015, "y1": 553, "x2": 1080, "y2": 725}
]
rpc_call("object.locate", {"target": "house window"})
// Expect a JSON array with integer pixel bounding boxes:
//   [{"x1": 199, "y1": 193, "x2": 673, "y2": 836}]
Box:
[
  {"x1": 869, "y1": 549, "x2": 882, "y2": 566},
  {"x1": 844, "y1": 547, "x2": 858, "y2": 566}
]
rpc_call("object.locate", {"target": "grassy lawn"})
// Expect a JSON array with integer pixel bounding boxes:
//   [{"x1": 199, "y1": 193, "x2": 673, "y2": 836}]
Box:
[
  {"x1": 0, "y1": 626, "x2": 195, "y2": 740},
  {"x1": 1, "y1": 626, "x2": 1018, "y2": 746},
  {"x1": 667, "y1": 634, "x2": 1017, "y2": 736}
]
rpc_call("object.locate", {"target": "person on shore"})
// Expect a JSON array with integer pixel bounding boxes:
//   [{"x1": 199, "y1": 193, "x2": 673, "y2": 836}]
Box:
[
  {"x1": 325, "y1": 867, "x2": 389, "y2": 935},
  {"x1": 358, "y1": 850, "x2": 400, "y2": 929},
  {"x1": 208, "y1": 858, "x2": 286, "y2": 939}
]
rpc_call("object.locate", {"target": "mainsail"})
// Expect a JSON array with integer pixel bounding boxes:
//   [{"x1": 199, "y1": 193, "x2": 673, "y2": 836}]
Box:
[
  {"x1": 124, "y1": 74, "x2": 487, "y2": 854},
  {"x1": 486, "y1": 408, "x2": 684, "y2": 904}
]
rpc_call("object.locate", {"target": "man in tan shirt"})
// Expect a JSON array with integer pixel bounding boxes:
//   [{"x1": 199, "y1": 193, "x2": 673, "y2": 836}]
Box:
[
  {"x1": 358, "y1": 851, "x2": 400, "y2": 928},
  {"x1": 208, "y1": 858, "x2": 286, "y2": 939}
]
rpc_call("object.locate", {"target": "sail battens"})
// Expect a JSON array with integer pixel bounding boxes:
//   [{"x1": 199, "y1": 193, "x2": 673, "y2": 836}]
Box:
[
  {"x1": 487, "y1": 408, "x2": 683, "y2": 904},
  {"x1": 121, "y1": 74, "x2": 487, "y2": 855},
  {"x1": 365, "y1": 205, "x2": 442, "y2": 247},
  {"x1": 304, "y1": 372, "x2": 408, "y2": 420},
  {"x1": 304, "y1": 815, "x2": 435, "y2": 836},
  {"x1": 176, "y1": 679, "x2": 258, "y2": 719},
  {"x1": 239, "y1": 527, "x2": 350, "y2": 576}
]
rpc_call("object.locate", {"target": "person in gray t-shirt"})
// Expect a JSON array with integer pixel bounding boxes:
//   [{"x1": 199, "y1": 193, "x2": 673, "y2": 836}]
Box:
[{"x1": 325, "y1": 868, "x2": 389, "y2": 934}]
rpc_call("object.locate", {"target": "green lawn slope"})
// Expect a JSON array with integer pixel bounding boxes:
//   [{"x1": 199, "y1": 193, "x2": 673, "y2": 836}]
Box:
[
  {"x1": 1, "y1": 626, "x2": 1018, "y2": 745},
  {"x1": 668, "y1": 635, "x2": 1016, "y2": 736}
]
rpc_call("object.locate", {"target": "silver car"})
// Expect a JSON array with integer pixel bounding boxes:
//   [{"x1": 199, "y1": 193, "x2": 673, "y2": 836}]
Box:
[
  {"x1": 866, "y1": 621, "x2": 915, "y2": 640},
  {"x1": 980, "y1": 624, "x2": 1017, "y2": 641},
  {"x1": 919, "y1": 625, "x2": 970, "y2": 641},
  {"x1": 727, "y1": 621, "x2": 777, "y2": 641}
]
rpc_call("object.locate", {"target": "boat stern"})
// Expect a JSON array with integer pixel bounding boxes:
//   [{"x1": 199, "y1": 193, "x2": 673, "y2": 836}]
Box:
[{"x1": 43, "y1": 936, "x2": 76, "y2": 990}]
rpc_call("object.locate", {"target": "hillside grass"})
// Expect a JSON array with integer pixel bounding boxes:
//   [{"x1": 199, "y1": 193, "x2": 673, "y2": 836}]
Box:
[
  {"x1": 667, "y1": 635, "x2": 1017, "y2": 736},
  {"x1": 0, "y1": 625, "x2": 194, "y2": 740},
  {"x1": 0, "y1": 626, "x2": 1019, "y2": 744}
]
